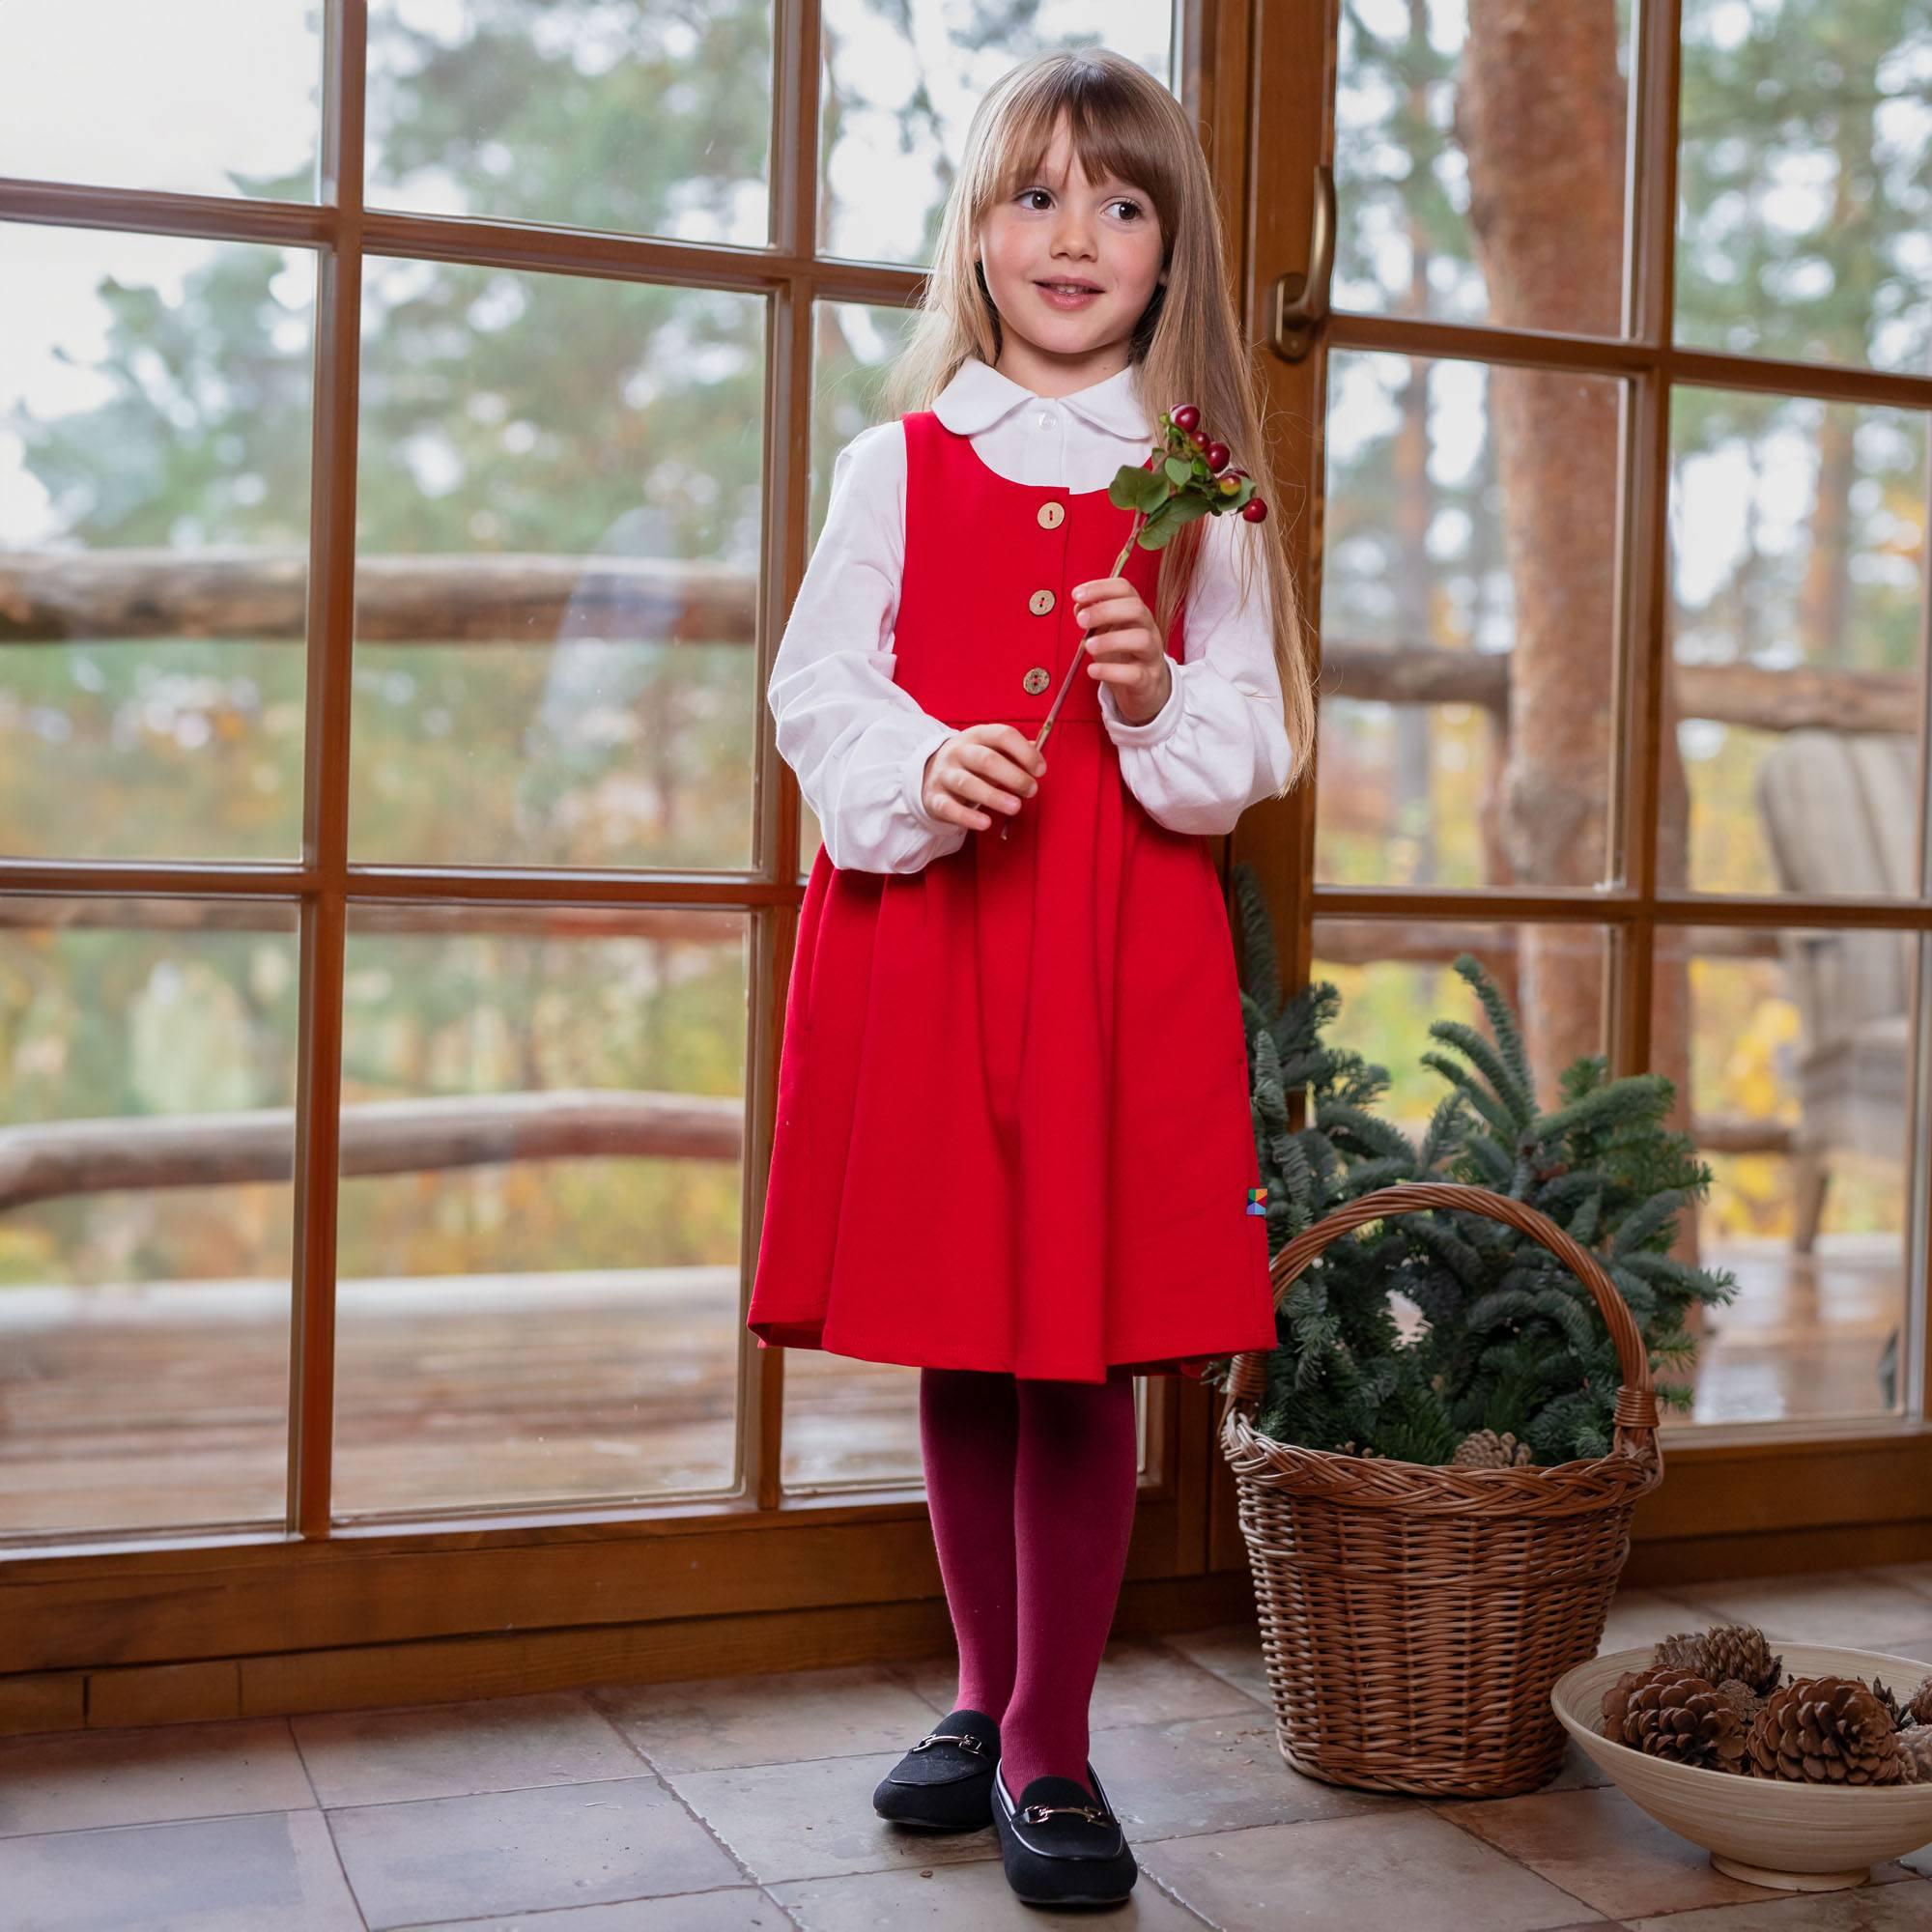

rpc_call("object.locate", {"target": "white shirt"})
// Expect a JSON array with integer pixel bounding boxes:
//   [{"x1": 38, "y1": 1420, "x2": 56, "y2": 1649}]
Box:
[{"x1": 769, "y1": 355, "x2": 1297, "y2": 874}]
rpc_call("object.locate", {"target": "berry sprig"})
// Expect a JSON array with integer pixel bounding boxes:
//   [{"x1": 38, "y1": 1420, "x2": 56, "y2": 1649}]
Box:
[
  {"x1": 1029, "y1": 403, "x2": 1267, "y2": 753},
  {"x1": 1111, "y1": 402, "x2": 1269, "y2": 571}
]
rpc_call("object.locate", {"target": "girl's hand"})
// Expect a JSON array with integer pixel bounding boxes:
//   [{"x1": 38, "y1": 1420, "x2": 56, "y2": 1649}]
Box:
[
  {"x1": 921, "y1": 724, "x2": 1046, "y2": 832},
  {"x1": 1071, "y1": 577, "x2": 1173, "y2": 725}
]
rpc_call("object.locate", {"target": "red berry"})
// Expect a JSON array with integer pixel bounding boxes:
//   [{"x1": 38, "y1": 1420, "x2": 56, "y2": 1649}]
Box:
[
  {"x1": 1188, "y1": 430, "x2": 1208, "y2": 451},
  {"x1": 1241, "y1": 498, "x2": 1268, "y2": 522},
  {"x1": 1205, "y1": 440, "x2": 1229, "y2": 471},
  {"x1": 1171, "y1": 404, "x2": 1200, "y2": 432}
]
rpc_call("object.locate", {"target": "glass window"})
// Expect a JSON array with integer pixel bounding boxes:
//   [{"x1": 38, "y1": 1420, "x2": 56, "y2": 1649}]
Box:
[
  {"x1": 1677, "y1": 0, "x2": 1932, "y2": 374},
  {"x1": 350, "y1": 262, "x2": 766, "y2": 872},
  {"x1": 1668, "y1": 387, "x2": 1928, "y2": 900},
  {"x1": 1334, "y1": 0, "x2": 1634, "y2": 333},
  {"x1": 1318, "y1": 351, "x2": 1626, "y2": 892},
  {"x1": 0, "y1": 896, "x2": 299, "y2": 1541},
  {"x1": 365, "y1": 2, "x2": 775, "y2": 246},
  {"x1": 0, "y1": 225, "x2": 316, "y2": 862},
  {"x1": 1658, "y1": 923, "x2": 1922, "y2": 1424},
  {"x1": 0, "y1": 5, "x2": 322, "y2": 203},
  {"x1": 330, "y1": 902, "x2": 750, "y2": 1518}
]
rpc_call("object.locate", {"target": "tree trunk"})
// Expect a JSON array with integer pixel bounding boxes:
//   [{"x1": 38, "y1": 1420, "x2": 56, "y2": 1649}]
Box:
[{"x1": 1457, "y1": 3, "x2": 1699, "y2": 1278}]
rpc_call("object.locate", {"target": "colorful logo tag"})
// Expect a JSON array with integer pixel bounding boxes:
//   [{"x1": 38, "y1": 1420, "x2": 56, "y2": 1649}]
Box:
[{"x1": 1245, "y1": 1186, "x2": 1266, "y2": 1216}]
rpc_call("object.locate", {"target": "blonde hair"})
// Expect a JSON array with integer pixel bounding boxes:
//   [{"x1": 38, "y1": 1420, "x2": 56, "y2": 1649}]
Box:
[{"x1": 880, "y1": 47, "x2": 1314, "y2": 791}]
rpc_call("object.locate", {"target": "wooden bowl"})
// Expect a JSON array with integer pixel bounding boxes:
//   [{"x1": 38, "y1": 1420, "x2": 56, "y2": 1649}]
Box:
[{"x1": 1550, "y1": 1643, "x2": 1932, "y2": 1892}]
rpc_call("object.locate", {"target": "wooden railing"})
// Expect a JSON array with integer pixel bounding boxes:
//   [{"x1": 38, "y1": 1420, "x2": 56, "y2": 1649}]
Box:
[
  {"x1": 2, "y1": 545, "x2": 1875, "y2": 1198},
  {"x1": 1, "y1": 547, "x2": 1917, "y2": 736},
  {"x1": 0, "y1": 1091, "x2": 742, "y2": 1210}
]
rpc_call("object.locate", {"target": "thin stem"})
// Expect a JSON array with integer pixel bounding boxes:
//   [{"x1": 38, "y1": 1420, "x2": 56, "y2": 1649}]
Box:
[{"x1": 1031, "y1": 512, "x2": 1145, "y2": 753}]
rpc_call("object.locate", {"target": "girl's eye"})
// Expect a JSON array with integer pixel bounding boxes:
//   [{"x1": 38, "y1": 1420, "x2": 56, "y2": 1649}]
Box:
[{"x1": 1018, "y1": 188, "x2": 1144, "y2": 221}]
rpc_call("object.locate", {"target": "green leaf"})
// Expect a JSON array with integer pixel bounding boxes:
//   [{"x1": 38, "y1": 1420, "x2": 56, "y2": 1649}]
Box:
[
  {"x1": 1138, "y1": 503, "x2": 1179, "y2": 549},
  {"x1": 1135, "y1": 467, "x2": 1172, "y2": 513},
  {"x1": 1108, "y1": 466, "x2": 1150, "y2": 512},
  {"x1": 1163, "y1": 456, "x2": 1193, "y2": 487}
]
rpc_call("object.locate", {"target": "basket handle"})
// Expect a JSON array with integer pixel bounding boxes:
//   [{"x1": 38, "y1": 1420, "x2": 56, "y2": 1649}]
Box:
[{"x1": 1221, "y1": 1181, "x2": 1660, "y2": 1461}]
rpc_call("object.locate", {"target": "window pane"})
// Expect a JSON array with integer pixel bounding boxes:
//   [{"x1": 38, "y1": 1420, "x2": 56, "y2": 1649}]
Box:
[
  {"x1": 1318, "y1": 352, "x2": 1624, "y2": 891},
  {"x1": 1657, "y1": 923, "x2": 1922, "y2": 1424},
  {"x1": 365, "y1": 2, "x2": 774, "y2": 245},
  {"x1": 817, "y1": 3, "x2": 1174, "y2": 267},
  {"x1": 0, "y1": 896, "x2": 299, "y2": 1542},
  {"x1": 330, "y1": 902, "x2": 749, "y2": 1518},
  {"x1": 0, "y1": 5, "x2": 321, "y2": 202},
  {"x1": 781, "y1": 1350, "x2": 922, "y2": 1490},
  {"x1": 1668, "y1": 388, "x2": 1928, "y2": 900},
  {"x1": 1335, "y1": 0, "x2": 1634, "y2": 332},
  {"x1": 780, "y1": 1347, "x2": 1153, "y2": 1493},
  {"x1": 0, "y1": 225, "x2": 315, "y2": 862},
  {"x1": 350, "y1": 263, "x2": 765, "y2": 870},
  {"x1": 1678, "y1": 1, "x2": 1932, "y2": 375},
  {"x1": 1309, "y1": 918, "x2": 1613, "y2": 1120}
]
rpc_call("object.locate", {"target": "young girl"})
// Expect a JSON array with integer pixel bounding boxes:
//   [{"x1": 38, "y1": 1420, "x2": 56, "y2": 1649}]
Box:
[{"x1": 747, "y1": 46, "x2": 1314, "y2": 1908}]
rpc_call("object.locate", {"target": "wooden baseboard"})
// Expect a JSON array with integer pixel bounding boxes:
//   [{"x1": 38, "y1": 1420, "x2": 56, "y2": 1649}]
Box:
[
  {"x1": 1622, "y1": 1517, "x2": 1932, "y2": 1589},
  {"x1": 0, "y1": 1569, "x2": 1259, "y2": 1741}
]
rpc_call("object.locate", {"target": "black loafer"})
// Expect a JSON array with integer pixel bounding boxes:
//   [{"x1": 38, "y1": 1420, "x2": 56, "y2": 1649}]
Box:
[
  {"x1": 871, "y1": 1708, "x2": 1000, "y2": 1830},
  {"x1": 990, "y1": 1754, "x2": 1137, "y2": 1906}
]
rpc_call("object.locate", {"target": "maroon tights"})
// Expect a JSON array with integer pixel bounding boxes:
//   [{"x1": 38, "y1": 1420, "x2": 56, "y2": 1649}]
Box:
[{"x1": 917, "y1": 1363, "x2": 1140, "y2": 1804}]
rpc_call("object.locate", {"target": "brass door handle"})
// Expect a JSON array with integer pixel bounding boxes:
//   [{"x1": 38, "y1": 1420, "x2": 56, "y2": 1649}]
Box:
[{"x1": 1269, "y1": 164, "x2": 1335, "y2": 364}]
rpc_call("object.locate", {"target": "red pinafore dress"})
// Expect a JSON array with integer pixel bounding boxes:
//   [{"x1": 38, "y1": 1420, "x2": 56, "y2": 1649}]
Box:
[{"x1": 746, "y1": 408, "x2": 1277, "y2": 1383}]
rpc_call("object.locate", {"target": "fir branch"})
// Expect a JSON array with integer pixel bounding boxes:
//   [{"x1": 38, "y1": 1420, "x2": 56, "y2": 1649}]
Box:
[
  {"x1": 1230, "y1": 865, "x2": 1284, "y2": 1013},
  {"x1": 1451, "y1": 952, "x2": 1538, "y2": 1116},
  {"x1": 1419, "y1": 1049, "x2": 1521, "y2": 1147},
  {"x1": 1429, "y1": 1014, "x2": 1537, "y2": 1129}
]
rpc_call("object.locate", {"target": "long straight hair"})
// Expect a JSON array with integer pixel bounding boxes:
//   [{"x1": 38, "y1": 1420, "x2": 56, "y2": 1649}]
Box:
[{"x1": 880, "y1": 48, "x2": 1314, "y2": 787}]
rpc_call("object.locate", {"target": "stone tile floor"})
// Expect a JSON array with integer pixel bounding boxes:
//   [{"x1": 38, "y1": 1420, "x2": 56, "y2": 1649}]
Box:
[{"x1": 2, "y1": 1565, "x2": 1931, "y2": 1929}]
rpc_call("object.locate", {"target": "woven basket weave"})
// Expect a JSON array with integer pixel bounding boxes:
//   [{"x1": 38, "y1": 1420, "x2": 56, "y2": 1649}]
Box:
[{"x1": 1219, "y1": 1181, "x2": 1664, "y2": 1799}]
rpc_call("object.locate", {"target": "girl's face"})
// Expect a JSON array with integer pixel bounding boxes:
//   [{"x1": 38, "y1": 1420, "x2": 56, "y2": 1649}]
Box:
[{"x1": 976, "y1": 117, "x2": 1166, "y2": 392}]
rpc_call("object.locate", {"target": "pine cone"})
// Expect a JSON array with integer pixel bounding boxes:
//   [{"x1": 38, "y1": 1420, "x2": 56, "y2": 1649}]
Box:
[
  {"x1": 1652, "y1": 1623, "x2": 1783, "y2": 1695},
  {"x1": 1601, "y1": 1665, "x2": 1746, "y2": 1773},
  {"x1": 1450, "y1": 1428, "x2": 1534, "y2": 1469},
  {"x1": 1870, "y1": 1677, "x2": 1908, "y2": 1731},
  {"x1": 1898, "y1": 1725, "x2": 1932, "y2": 1785},
  {"x1": 1743, "y1": 1676, "x2": 1907, "y2": 1785},
  {"x1": 1906, "y1": 1676, "x2": 1932, "y2": 1728},
  {"x1": 1714, "y1": 1678, "x2": 1766, "y2": 1730}
]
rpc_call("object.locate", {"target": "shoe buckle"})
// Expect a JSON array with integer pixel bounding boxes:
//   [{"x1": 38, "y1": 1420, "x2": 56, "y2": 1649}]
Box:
[
  {"x1": 912, "y1": 1730, "x2": 986, "y2": 1755},
  {"x1": 1021, "y1": 1801, "x2": 1113, "y2": 1828}
]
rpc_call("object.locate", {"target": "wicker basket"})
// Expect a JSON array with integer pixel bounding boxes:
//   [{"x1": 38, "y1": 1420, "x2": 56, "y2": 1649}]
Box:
[{"x1": 1219, "y1": 1181, "x2": 1664, "y2": 1799}]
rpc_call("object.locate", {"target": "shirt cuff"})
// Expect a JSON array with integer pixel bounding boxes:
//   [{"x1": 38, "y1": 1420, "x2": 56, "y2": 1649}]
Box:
[{"x1": 1099, "y1": 657, "x2": 1186, "y2": 747}]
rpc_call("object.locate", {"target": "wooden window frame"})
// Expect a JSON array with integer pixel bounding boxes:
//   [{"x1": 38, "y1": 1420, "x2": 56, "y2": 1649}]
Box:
[{"x1": 0, "y1": 0, "x2": 1926, "y2": 1735}]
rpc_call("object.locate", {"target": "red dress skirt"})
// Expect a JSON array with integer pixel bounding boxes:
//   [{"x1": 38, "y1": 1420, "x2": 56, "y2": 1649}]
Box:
[{"x1": 746, "y1": 408, "x2": 1277, "y2": 1383}]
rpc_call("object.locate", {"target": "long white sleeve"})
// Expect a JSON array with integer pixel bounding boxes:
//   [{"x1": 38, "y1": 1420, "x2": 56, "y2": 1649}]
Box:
[
  {"x1": 767, "y1": 422, "x2": 968, "y2": 875},
  {"x1": 1096, "y1": 508, "x2": 1298, "y2": 836}
]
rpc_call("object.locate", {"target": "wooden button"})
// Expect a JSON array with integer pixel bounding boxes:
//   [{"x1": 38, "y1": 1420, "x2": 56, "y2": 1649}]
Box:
[
  {"x1": 1028, "y1": 587, "x2": 1056, "y2": 615},
  {"x1": 1022, "y1": 667, "x2": 1051, "y2": 695},
  {"x1": 1037, "y1": 501, "x2": 1065, "y2": 529}
]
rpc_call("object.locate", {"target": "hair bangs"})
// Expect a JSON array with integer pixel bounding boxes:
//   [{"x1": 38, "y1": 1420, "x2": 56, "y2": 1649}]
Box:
[{"x1": 976, "y1": 66, "x2": 1179, "y2": 246}]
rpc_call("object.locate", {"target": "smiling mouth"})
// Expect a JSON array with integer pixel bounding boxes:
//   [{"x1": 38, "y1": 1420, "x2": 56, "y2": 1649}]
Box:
[{"x1": 1037, "y1": 281, "x2": 1102, "y2": 294}]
